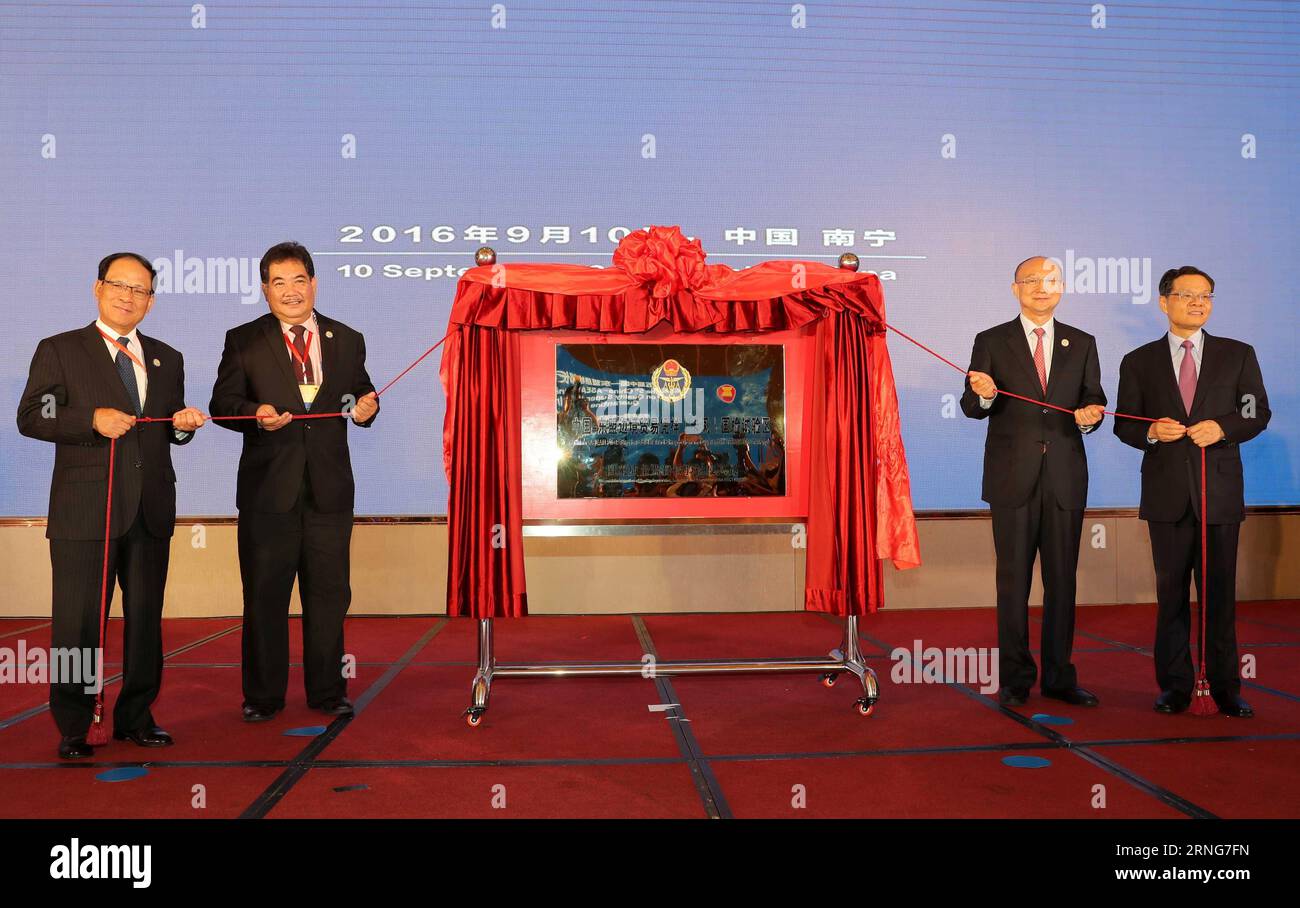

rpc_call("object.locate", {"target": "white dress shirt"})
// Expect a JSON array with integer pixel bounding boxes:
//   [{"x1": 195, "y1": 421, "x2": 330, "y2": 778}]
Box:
[
  {"x1": 1168, "y1": 328, "x2": 1203, "y2": 379},
  {"x1": 280, "y1": 311, "x2": 323, "y2": 386},
  {"x1": 978, "y1": 314, "x2": 1055, "y2": 409},
  {"x1": 96, "y1": 318, "x2": 147, "y2": 405},
  {"x1": 1021, "y1": 313, "x2": 1054, "y2": 377}
]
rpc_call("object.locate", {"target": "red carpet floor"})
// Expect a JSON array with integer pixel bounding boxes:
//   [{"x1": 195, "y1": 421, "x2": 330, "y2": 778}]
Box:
[{"x1": 1, "y1": 604, "x2": 1297, "y2": 819}]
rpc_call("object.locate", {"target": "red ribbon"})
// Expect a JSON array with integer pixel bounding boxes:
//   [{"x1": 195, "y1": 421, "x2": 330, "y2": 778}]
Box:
[{"x1": 84, "y1": 319, "x2": 1221, "y2": 730}]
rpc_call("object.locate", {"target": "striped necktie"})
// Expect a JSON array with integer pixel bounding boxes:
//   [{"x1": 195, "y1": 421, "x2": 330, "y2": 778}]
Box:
[
  {"x1": 1032, "y1": 327, "x2": 1048, "y2": 395},
  {"x1": 114, "y1": 336, "x2": 142, "y2": 416}
]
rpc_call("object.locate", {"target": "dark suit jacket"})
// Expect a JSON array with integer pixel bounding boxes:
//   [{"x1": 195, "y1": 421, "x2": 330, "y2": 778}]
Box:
[
  {"x1": 960, "y1": 318, "x2": 1107, "y2": 509},
  {"x1": 1113, "y1": 332, "x2": 1269, "y2": 524},
  {"x1": 16, "y1": 323, "x2": 193, "y2": 540},
  {"x1": 209, "y1": 311, "x2": 378, "y2": 514}
]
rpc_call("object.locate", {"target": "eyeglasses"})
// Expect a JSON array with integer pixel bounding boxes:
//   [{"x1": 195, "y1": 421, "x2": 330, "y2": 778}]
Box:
[
  {"x1": 101, "y1": 279, "x2": 153, "y2": 302},
  {"x1": 1014, "y1": 276, "x2": 1062, "y2": 288},
  {"x1": 1167, "y1": 291, "x2": 1213, "y2": 304}
]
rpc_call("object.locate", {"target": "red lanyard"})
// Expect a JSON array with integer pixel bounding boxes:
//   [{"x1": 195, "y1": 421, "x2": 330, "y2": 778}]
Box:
[
  {"x1": 96, "y1": 326, "x2": 146, "y2": 371},
  {"x1": 283, "y1": 329, "x2": 314, "y2": 371}
]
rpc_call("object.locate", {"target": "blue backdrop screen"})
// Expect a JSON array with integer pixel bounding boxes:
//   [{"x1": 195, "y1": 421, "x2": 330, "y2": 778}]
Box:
[{"x1": 1, "y1": 1, "x2": 1295, "y2": 515}]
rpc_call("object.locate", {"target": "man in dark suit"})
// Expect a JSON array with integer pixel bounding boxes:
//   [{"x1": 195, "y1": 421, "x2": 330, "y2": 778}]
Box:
[
  {"x1": 961, "y1": 256, "x2": 1107, "y2": 708},
  {"x1": 17, "y1": 252, "x2": 206, "y2": 759},
  {"x1": 209, "y1": 242, "x2": 379, "y2": 722},
  {"x1": 1114, "y1": 266, "x2": 1269, "y2": 717}
]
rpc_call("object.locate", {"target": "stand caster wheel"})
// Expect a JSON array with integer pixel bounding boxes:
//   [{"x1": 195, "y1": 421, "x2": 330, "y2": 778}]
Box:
[
  {"x1": 855, "y1": 698, "x2": 876, "y2": 717},
  {"x1": 465, "y1": 708, "x2": 485, "y2": 727},
  {"x1": 820, "y1": 673, "x2": 839, "y2": 688}
]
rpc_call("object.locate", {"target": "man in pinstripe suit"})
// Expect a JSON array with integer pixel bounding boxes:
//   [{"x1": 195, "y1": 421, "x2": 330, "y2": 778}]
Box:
[{"x1": 16, "y1": 252, "x2": 206, "y2": 759}]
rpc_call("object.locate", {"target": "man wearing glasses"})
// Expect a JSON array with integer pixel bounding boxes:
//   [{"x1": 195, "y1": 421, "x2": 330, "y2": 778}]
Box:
[
  {"x1": 17, "y1": 252, "x2": 206, "y2": 759},
  {"x1": 1114, "y1": 267, "x2": 1270, "y2": 717},
  {"x1": 209, "y1": 242, "x2": 378, "y2": 723},
  {"x1": 961, "y1": 256, "x2": 1107, "y2": 709}
]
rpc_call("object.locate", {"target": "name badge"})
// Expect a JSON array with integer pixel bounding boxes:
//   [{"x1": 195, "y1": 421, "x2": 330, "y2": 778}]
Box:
[{"x1": 299, "y1": 383, "x2": 319, "y2": 407}]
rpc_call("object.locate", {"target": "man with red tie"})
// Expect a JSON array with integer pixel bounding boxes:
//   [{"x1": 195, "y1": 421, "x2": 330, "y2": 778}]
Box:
[
  {"x1": 1114, "y1": 266, "x2": 1270, "y2": 717},
  {"x1": 209, "y1": 242, "x2": 379, "y2": 722},
  {"x1": 961, "y1": 256, "x2": 1107, "y2": 708}
]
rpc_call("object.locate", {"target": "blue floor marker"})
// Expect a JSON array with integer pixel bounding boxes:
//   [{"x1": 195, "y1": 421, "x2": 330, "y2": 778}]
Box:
[
  {"x1": 1002, "y1": 755, "x2": 1052, "y2": 769},
  {"x1": 1030, "y1": 713, "x2": 1074, "y2": 726},
  {"x1": 96, "y1": 767, "x2": 150, "y2": 783},
  {"x1": 283, "y1": 726, "x2": 327, "y2": 737}
]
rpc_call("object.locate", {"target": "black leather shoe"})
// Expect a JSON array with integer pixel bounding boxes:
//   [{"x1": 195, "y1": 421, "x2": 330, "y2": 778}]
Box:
[
  {"x1": 113, "y1": 726, "x2": 174, "y2": 747},
  {"x1": 58, "y1": 736, "x2": 94, "y2": 760},
  {"x1": 1214, "y1": 694, "x2": 1254, "y2": 718},
  {"x1": 242, "y1": 704, "x2": 282, "y2": 723},
  {"x1": 1042, "y1": 686, "x2": 1100, "y2": 707},
  {"x1": 311, "y1": 697, "x2": 354, "y2": 717},
  {"x1": 1154, "y1": 690, "x2": 1191, "y2": 714},
  {"x1": 998, "y1": 687, "x2": 1029, "y2": 706}
]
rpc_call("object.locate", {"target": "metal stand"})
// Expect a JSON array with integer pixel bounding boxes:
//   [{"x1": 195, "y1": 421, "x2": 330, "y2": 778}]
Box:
[{"x1": 464, "y1": 614, "x2": 879, "y2": 726}]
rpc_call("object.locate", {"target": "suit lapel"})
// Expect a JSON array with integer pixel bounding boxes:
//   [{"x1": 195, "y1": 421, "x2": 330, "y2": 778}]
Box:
[
  {"x1": 259, "y1": 314, "x2": 303, "y2": 410},
  {"x1": 137, "y1": 333, "x2": 155, "y2": 415},
  {"x1": 314, "y1": 311, "x2": 342, "y2": 409},
  {"x1": 1044, "y1": 322, "x2": 1070, "y2": 403},
  {"x1": 1151, "y1": 334, "x2": 1187, "y2": 419},
  {"x1": 79, "y1": 323, "x2": 133, "y2": 412},
  {"x1": 1000, "y1": 319, "x2": 1043, "y2": 395},
  {"x1": 1189, "y1": 331, "x2": 1221, "y2": 419}
]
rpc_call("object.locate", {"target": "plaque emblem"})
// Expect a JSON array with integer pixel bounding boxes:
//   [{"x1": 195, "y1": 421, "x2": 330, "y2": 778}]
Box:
[{"x1": 650, "y1": 359, "x2": 690, "y2": 403}]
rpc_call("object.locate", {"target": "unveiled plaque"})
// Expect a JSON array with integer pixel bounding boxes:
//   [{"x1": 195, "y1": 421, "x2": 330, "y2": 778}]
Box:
[{"x1": 556, "y1": 344, "x2": 786, "y2": 498}]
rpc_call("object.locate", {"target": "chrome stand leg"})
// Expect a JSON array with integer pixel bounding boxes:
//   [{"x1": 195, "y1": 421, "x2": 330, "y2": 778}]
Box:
[
  {"x1": 822, "y1": 621, "x2": 848, "y2": 687},
  {"x1": 466, "y1": 618, "x2": 494, "y2": 727},
  {"x1": 823, "y1": 615, "x2": 878, "y2": 715}
]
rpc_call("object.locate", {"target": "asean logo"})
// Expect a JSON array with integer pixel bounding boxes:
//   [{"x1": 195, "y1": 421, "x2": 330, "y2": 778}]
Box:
[
  {"x1": 716, "y1": 384, "x2": 737, "y2": 403},
  {"x1": 650, "y1": 358, "x2": 691, "y2": 403}
]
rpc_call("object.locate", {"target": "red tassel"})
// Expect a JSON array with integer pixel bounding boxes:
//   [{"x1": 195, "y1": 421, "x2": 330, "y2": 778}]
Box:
[
  {"x1": 1190, "y1": 677, "x2": 1217, "y2": 716},
  {"x1": 86, "y1": 705, "x2": 109, "y2": 746}
]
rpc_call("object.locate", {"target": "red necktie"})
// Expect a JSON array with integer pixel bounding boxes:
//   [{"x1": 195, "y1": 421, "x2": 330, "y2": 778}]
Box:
[
  {"x1": 1032, "y1": 327, "x2": 1047, "y2": 394},
  {"x1": 1179, "y1": 339, "x2": 1197, "y2": 414},
  {"x1": 291, "y1": 325, "x2": 314, "y2": 384}
]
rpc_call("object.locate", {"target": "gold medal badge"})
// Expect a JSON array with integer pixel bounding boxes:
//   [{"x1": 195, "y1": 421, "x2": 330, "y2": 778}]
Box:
[{"x1": 651, "y1": 359, "x2": 691, "y2": 403}]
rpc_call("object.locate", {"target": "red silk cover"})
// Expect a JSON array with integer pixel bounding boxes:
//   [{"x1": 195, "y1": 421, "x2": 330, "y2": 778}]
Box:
[{"x1": 440, "y1": 226, "x2": 920, "y2": 619}]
